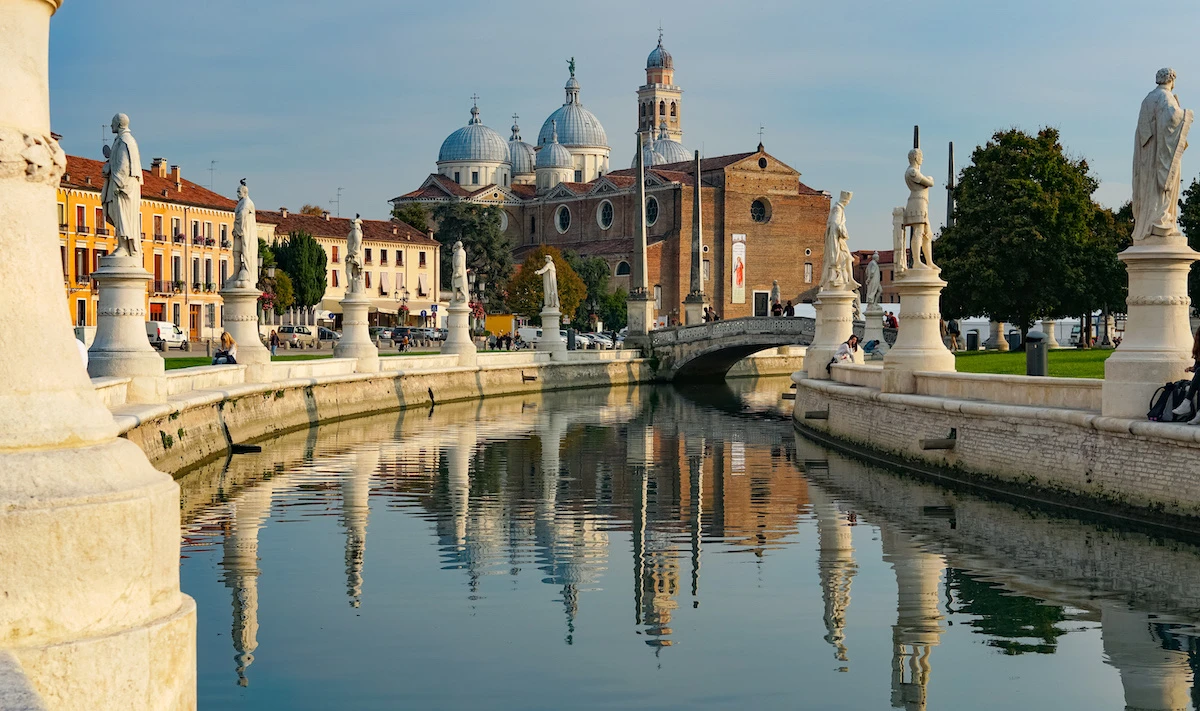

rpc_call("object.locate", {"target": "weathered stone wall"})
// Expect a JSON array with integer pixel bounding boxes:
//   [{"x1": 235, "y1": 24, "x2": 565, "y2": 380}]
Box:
[{"x1": 794, "y1": 377, "x2": 1200, "y2": 523}]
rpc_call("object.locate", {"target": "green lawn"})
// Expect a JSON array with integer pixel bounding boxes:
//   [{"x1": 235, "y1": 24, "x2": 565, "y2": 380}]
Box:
[{"x1": 953, "y1": 348, "x2": 1113, "y2": 379}]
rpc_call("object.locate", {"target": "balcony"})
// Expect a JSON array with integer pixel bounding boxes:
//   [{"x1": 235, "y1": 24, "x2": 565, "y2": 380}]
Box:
[
  {"x1": 59, "y1": 223, "x2": 68, "y2": 233},
  {"x1": 153, "y1": 232, "x2": 166, "y2": 243},
  {"x1": 205, "y1": 237, "x2": 216, "y2": 247},
  {"x1": 96, "y1": 227, "x2": 110, "y2": 236},
  {"x1": 204, "y1": 282, "x2": 216, "y2": 293},
  {"x1": 191, "y1": 236, "x2": 204, "y2": 246},
  {"x1": 152, "y1": 280, "x2": 174, "y2": 295},
  {"x1": 76, "y1": 226, "x2": 90, "y2": 234},
  {"x1": 76, "y1": 274, "x2": 91, "y2": 286},
  {"x1": 192, "y1": 282, "x2": 202, "y2": 293},
  {"x1": 220, "y1": 239, "x2": 231, "y2": 249},
  {"x1": 173, "y1": 233, "x2": 185, "y2": 244}
]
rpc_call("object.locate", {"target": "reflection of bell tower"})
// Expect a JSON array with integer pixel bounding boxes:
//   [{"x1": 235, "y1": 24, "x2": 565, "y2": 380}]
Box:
[
  {"x1": 637, "y1": 28, "x2": 683, "y2": 143},
  {"x1": 341, "y1": 447, "x2": 377, "y2": 608},
  {"x1": 881, "y1": 529, "x2": 944, "y2": 711},
  {"x1": 220, "y1": 474, "x2": 285, "y2": 687},
  {"x1": 1101, "y1": 604, "x2": 1192, "y2": 711},
  {"x1": 809, "y1": 482, "x2": 856, "y2": 664}
]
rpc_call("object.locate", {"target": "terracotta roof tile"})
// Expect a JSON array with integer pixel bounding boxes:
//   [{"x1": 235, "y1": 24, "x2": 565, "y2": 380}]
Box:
[
  {"x1": 256, "y1": 210, "x2": 438, "y2": 246},
  {"x1": 509, "y1": 184, "x2": 537, "y2": 199},
  {"x1": 61, "y1": 155, "x2": 237, "y2": 211}
]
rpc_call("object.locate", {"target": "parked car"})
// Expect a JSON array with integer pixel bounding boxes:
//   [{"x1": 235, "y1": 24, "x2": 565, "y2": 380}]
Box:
[
  {"x1": 318, "y1": 327, "x2": 341, "y2": 343},
  {"x1": 145, "y1": 321, "x2": 189, "y2": 351},
  {"x1": 278, "y1": 325, "x2": 317, "y2": 348},
  {"x1": 588, "y1": 332, "x2": 614, "y2": 349}
]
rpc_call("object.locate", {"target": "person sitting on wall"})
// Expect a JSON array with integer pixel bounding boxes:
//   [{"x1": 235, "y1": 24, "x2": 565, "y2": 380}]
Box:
[
  {"x1": 827, "y1": 335, "x2": 860, "y2": 373},
  {"x1": 213, "y1": 331, "x2": 238, "y2": 365},
  {"x1": 1171, "y1": 325, "x2": 1200, "y2": 424}
]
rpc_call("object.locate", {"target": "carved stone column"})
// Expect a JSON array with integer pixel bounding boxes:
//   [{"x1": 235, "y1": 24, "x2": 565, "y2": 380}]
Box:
[
  {"x1": 0, "y1": 1, "x2": 196, "y2": 707},
  {"x1": 440, "y1": 298, "x2": 477, "y2": 367},
  {"x1": 88, "y1": 254, "x2": 166, "y2": 402},
  {"x1": 1040, "y1": 318, "x2": 1060, "y2": 349},
  {"x1": 805, "y1": 287, "x2": 861, "y2": 379},
  {"x1": 219, "y1": 285, "x2": 271, "y2": 380},
  {"x1": 862, "y1": 302, "x2": 887, "y2": 359},
  {"x1": 333, "y1": 291, "x2": 378, "y2": 372},
  {"x1": 536, "y1": 306, "x2": 568, "y2": 359},
  {"x1": 882, "y1": 268, "x2": 955, "y2": 393}
]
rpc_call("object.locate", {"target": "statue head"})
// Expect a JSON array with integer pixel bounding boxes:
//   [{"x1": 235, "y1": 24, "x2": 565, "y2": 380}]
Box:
[
  {"x1": 237, "y1": 179, "x2": 248, "y2": 199},
  {"x1": 1157, "y1": 67, "x2": 1177, "y2": 87},
  {"x1": 454, "y1": 240, "x2": 463, "y2": 251},
  {"x1": 838, "y1": 190, "x2": 852, "y2": 206},
  {"x1": 872, "y1": 251, "x2": 880, "y2": 261},
  {"x1": 545, "y1": 255, "x2": 554, "y2": 264},
  {"x1": 110, "y1": 113, "x2": 129, "y2": 133},
  {"x1": 908, "y1": 148, "x2": 923, "y2": 167}
]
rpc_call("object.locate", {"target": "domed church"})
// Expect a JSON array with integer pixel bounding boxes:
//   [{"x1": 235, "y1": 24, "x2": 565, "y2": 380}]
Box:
[{"x1": 393, "y1": 33, "x2": 831, "y2": 321}]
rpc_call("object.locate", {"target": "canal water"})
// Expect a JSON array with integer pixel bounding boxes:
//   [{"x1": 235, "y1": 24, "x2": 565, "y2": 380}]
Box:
[{"x1": 178, "y1": 378, "x2": 1200, "y2": 710}]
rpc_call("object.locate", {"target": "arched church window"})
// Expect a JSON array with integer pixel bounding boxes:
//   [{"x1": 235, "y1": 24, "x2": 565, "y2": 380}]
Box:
[
  {"x1": 556, "y1": 205, "x2": 571, "y2": 234},
  {"x1": 615, "y1": 261, "x2": 631, "y2": 276},
  {"x1": 640, "y1": 103, "x2": 646, "y2": 117},
  {"x1": 646, "y1": 196, "x2": 659, "y2": 226},
  {"x1": 670, "y1": 102, "x2": 677, "y2": 117},
  {"x1": 750, "y1": 198, "x2": 771, "y2": 223},
  {"x1": 659, "y1": 101, "x2": 665, "y2": 116},
  {"x1": 597, "y1": 200, "x2": 614, "y2": 230}
]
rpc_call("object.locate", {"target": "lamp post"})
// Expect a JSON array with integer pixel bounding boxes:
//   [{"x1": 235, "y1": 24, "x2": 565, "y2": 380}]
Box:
[{"x1": 477, "y1": 276, "x2": 487, "y2": 334}]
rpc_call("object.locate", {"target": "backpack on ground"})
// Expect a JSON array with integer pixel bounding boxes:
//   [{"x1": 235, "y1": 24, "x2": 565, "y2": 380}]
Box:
[{"x1": 1148, "y1": 379, "x2": 1194, "y2": 421}]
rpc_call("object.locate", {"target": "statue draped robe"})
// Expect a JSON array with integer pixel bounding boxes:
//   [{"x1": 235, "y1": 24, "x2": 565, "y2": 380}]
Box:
[
  {"x1": 231, "y1": 194, "x2": 257, "y2": 287},
  {"x1": 451, "y1": 244, "x2": 467, "y2": 303},
  {"x1": 101, "y1": 130, "x2": 143, "y2": 256},
  {"x1": 1133, "y1": 84, "x2": 1193, "y2": 241}
]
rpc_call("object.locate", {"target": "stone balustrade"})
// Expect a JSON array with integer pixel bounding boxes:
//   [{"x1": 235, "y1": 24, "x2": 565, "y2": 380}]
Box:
[{"x1": 913, "y1": 371, "x2": 1102, "y2": 412}]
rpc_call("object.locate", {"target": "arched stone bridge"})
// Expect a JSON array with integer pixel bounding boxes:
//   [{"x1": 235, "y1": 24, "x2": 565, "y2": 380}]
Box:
[
  {"x1": 648, "y1": 317, "x2": 817, "y2": 380},
  {"x1": 647, "y1": 316, "x2": 896, "y2": 380}
]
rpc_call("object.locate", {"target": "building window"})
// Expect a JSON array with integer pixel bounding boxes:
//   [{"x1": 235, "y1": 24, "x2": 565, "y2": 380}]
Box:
[
  {"x1": 76, "y1": 205, "x2": 86, "y2": 232},
  {"x1": 640, "y1": 103, "x2": 646, "y2": 117},
  {"x1": 380, "y1": 249, "x2": 388, "y2": 266},
  {"x1": 171, "y1": 217, "x2": 181, "y2": 238},
  {"x1": 615, "y1": 261, "x2": 631, "y2": 276},
  {"x1": 220, "y1": 224, "x2": 228, "y2": 244},
  {"x1": 173, "y1": 303, "x2": 180, "y2": 327},
  {"x1": 94, "y1": 207, "x2": 104, "y2": 234},
  {"x1": 703, "y1": 259, "x2": 711, "y2": 282},
  {"x1": 204, "y1": 259, "x2": 213, "y2": 286},
  {"x1": 365, "y1": 272, "x2": 371, "y2": 289},
  {"x1": 574, "y1": 170, "x2": 582, "y2": 182},
  {"x1": 419, "y1": 251, "x2": 426, "y2": 267},
  {"x1": 205, "y1": 222, "x2": 213, "y2": 240},
  {"x1": 153, "y1": 215, "x2": 163, "y2": 238},
  {"x1": 499, "y1": 211, "x2": 509, "y2": 232},
  {"x1": 597, "y1": 200, "x2": 614, "y2": 230},
  {"x1": 332, "y1": 245, "x2": 339, "y2": 263},
  {"x1": 670, "y1": 101, "x2": 677, "y2": 117},
  {"x1": 530, "y1": 216, "x2": 536, "y2": 235},
  {"x1": 172, "y1": 255, "x2": 182, "y2": 281},
  {"x1": 60, "y1": 245, "x2": 66, "y2": 277},
  {"x1": 750, "y1": 198, "x2": 770, "y2": 223},
  {"x1": 654, "y1": 284, "x2": 662, "y2": 310},
  {"x1": 332, "y1": 270, "x2": 339, "y2": 288},
  {"x1": 454, "y1": 171, "x2": 461, "y2": 184},
  {"x1": 57, "y1": 203, "x2": 66, "y2": 229},
  {"x1": 220, "y1": 260, "x2": 228, "y2": 285},
  {"x1": 555, "y1": 205, "x2": 571, "y2": 233},
  {"x1": 397, "y1": 251, "x2": 404, "y2": 267},
  {"x1": 365, "y1": 248, "x2": 372, "y2": 264},
  {"x1": 74, "y1": 247, "x2": 88, "y2": 278},
  {"x1": 191, "y1": 220, "x2": 200, "y2": 239},
  {"x1": 76, "y1": 299, "x2": 87, "y2": 327},
  {"x1": 804, "y1": 262, "x2": 813, "y2": 283},
  {"x1": 659, "y1": 100, "x2": 665, "y2": 116},
  {"x1": 471, "y1": 171, "x2": 479, "y2": 185},
  {"x1": 192, "y1": 258, "x2": 200, "y2": 286},
  {"x1": 645, "y1": 196, "x2": 659, "y2": 226}
]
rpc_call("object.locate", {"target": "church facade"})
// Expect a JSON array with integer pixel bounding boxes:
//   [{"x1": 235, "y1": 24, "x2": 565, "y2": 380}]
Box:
[{"x1": 392, "y1": 34, "x2": 829, "y2": 320}]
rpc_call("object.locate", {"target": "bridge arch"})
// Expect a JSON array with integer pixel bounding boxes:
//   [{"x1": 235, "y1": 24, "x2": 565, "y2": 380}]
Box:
[{"x1": 648, "y1": 317, "x2": 816, "y2": 381}]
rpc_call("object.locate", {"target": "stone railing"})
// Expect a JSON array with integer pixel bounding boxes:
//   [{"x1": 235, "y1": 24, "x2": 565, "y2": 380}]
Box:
[
  {"x1": 165, "y1": 364, "x2": 245, "y2": 396},
  {"x1": 831, "y1": 363, "x2": 884, "y2": 389},
  {"x1": 649, "y1": 316, "x2": 816, "y2": 348},
  {"x1": 913, "y1": 370, "x2": 1102, "y2": 411}
]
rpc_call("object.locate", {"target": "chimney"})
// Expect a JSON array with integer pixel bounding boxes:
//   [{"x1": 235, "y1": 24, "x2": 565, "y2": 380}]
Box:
[
  {"x1": 392, "y1": 226, "x2": 397, "y2": 235},
  {"x1": 170, "y1": 164, "x2": 181, "y2": 190},
  {"x1": 322, "y1": 211, "x2": 330, "y2": 221},
  {"x1": 84, "y1": 176, "x2": 91, "y2": 185},
  {"x1": 425, "y1": 228, "x2": 434, "y2": 239},
  {"x1": 280, "y1": 207, "x2": 288, "y2": 218},
  {"x1": 151, "y1": 157, "x2": 168, "y2": 178}
]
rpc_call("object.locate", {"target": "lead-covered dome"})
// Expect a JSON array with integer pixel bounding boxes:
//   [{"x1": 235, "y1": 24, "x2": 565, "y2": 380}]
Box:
[
  {"x1": 537, "y1": 121, "x2": 573, "y2": 169},
  {"x1": 439, "y1": 103, "x2": 510, "y2": 163},
  {"x1": 652, "y1": 122, "x2": 690, "y2": 164},
  {"x1": 631, "y1": 139, "x2": 667, "y2": 169},
  {"x1": 509, "y1": 118, "x2": 536, "y2": 175},
  {"x1": 538, "y1": 72, "x2": 608, "y2": 148},
  {"x1": 647, "y1": 34, "x2": 673, "y2": 69}
]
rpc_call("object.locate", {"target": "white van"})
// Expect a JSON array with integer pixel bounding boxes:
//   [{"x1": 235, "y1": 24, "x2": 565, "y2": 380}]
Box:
[{"x1": 146, "y1": 321, "x2": 189, "y2": 351}]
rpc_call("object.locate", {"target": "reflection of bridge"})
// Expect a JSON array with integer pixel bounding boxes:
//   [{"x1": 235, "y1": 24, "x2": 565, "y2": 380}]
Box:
[{"x1": 649, "y1": 316, "x2": 817, "y2": 380}]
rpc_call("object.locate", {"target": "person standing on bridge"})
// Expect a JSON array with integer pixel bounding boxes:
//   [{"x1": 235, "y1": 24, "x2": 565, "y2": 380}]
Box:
[{"x1": 784, "y1": 300, "x2": 795, "y2": 317}]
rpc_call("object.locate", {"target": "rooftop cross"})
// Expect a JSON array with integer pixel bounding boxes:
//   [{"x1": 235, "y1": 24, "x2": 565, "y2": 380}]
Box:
[
  {"x1": 470, "y1": 93, "x2": 480, "y2": 107},
  {"x1": 658, "y1": 24, "x2": 664, "y2": 45},
  {"x1": 758, "y1": 125, "x2": 765, "y2": 142}
]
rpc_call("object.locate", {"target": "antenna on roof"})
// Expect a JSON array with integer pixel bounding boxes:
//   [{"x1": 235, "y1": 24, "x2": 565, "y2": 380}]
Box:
[
  {"x1": 208, "y1": 160, "x2": 217, "y2": 190},
  {"x1": 330, "y1": 187, "x2": 343, "y2": 217}
]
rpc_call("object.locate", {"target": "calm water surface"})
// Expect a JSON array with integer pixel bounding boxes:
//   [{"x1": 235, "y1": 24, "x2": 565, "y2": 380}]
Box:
[{"x1": 178, "y1": 378, "x2": 1200, "y2": 710}]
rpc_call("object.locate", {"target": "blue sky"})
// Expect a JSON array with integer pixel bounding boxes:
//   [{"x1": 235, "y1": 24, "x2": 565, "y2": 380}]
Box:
[{"x1": 48, "y1": 0, "x2": 1200, "y2": 250}]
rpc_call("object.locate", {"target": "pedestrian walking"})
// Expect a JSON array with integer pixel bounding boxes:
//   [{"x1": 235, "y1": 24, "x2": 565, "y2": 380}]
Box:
[{"x1": 269, "y1": 330, "x2": 279, "y2": 357}]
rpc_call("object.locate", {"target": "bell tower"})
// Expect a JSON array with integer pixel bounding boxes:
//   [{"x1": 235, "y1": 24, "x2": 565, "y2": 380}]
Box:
[{"x1": 637, "y1": 28, "x2": 683, "y2": 143}]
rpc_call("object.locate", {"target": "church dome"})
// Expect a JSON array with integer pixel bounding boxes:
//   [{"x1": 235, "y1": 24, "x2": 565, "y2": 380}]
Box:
[
  {"x1": 538, "y1": 70, "x2": 608, "y2": 148},
  {"x1": 438, "y1": 103, "x2": 510, "y2": 164},
  {"x1": 647, "y1": 34, "x2": 673, "y2": 69},
  {"x1": 536, "y1": 121, "x2": 573, "y2": 169},
  {"x1": 652, "y1": 122, "x2": 690, "y2": 164},
  {"x1": 631, "y1": 139, "x2": 667, "y2": 169},
  {"x1": 509, "y1": 118, "x2": 536, "y2": 175}
]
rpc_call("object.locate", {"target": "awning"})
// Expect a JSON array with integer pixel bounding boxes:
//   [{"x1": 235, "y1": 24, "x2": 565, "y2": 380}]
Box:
[
  {"x1": 375, "y1": 307, "x2": 398, "y2": 315},
  {"x1": 417, "y1": 273, "x2": 429, "y2": 296}
]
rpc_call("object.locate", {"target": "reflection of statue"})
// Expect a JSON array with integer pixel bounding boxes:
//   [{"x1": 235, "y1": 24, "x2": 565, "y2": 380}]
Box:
[
  {"x1": 100, "y1": 113, "x2": 143, "y2": 256},
  {"x1": 892, "y1": 207, "x2": 907, "y2": 275},
  {"x1": 865, "y1": 252, "x2": 882, "y2": 305},
  {"x1": 770, "y1": 280, "x2": 781, "y2": 305},
  {"x1": 346, "y1": 215, "x2": 364, "y2": 294},
  {"x1": 535, "y1": 255, "x2": 559, "y2": 309},
  {"x1": 1133, "y1": 68, "x2": 1193, "y2": 241},
  {"x1": 451, "y1": 241, "x2": 468, "y2": 304},
  {"x1": 821, "y1": 191, "x2": 858, "y2": 290},
  {"x1": 904, "y1": 149, "x2": 936, "y2": 268},
  {"x1": 230, "y1": 179, "x2": 257, "y2": 287}
]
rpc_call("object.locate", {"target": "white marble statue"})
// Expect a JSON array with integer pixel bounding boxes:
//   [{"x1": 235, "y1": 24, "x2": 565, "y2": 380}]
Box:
[
  {"x1": 892, "y1": 207, "x2": 907, "y2": 275},
  {"x1": 770, "y1": 280, "x2": 781, "y2": 305},
  {"x1": 1133, "y1": 68, "x2": 1194, "y2": 241},
  {"x1": 821, "y1": 191, "x2": 858, "y2": 290},
  {"x1": 451, "y1": 240, "x2": 468, "y2": 304},
  {"x1": 345, "y1": 214, "x2": 364, "y2": 294},
  {"x1": 100, "y1": 113, "x2": 143, "y2": 257},
  {"x1": 865, "y1": 251, "x2": 883, "y2": 305},
  {"x1": 904, "y1": 149, "x2": 936, "y2": 269},
  {"x1": 535, "y1": 255, "x2": 560, "y2": 310},
  {"x1": 230, "y1": 179, "x2": 257, "y2": 287}
]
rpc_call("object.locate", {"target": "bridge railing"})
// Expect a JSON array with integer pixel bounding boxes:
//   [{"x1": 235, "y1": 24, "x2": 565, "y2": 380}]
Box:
[{"x1": 649, "y1": 316, "x2": 816, "y2": 347}]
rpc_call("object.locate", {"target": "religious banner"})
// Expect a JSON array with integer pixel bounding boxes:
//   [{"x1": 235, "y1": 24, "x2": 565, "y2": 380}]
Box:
[{"x1": 731, "y1": 234, "x2": 746, "y2": 304}]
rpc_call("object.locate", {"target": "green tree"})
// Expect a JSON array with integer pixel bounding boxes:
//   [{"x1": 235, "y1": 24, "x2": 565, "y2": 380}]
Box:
[
  {"x1": 1180, "y1": 178, "x2": 1200, "y2": 315},
  {"x1": 431, "y1": 202, "x2": 513, "y2": 307},
  {"x1": 506, "y1": 246, "x2": 587, "y2": 324},
  {"x1": 938, "y1": 128, "x2": 1098, "y2": 339},
  {"x1": 272, "y1": 271, "x2": 294, "y2": 315},
  {"x1": 258, "y1": 238, "x2": 276, "y2": 270},
  {"x1": 392, "y1": 202, "x2": 430, "y2": 233},
  {"x1": 563, "y1": 250, "x2": 615, "y2": 329},
  {"x1": 274, "y1": 230, "x2": 328, "y2": 309},
  {"x1": 299, "y1": 204, "x2": 324, "y2": 216},
  {"x1": 598, "y1": 288, "x2": 628, "y2": 331}
]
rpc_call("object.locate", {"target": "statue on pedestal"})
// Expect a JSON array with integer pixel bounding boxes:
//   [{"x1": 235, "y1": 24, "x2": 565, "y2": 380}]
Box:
[
  {"x1": 100, "y1": 113, "x2": 143, "y2": 257},
  {"x1": 535, "y1": 255, "x2": 560, "y2": 309},
  {"x1": 451, "y1": 241, "x2": 468, "y2": 304},
  {"x1": 865, "y1": 251, "x2": 883, "y2": 305},
  {"x1": 904, "y1": 149, "x2": 936, "y2": 269},
  {"x1": 230, "y1": 179, "x2": 257, "y2": 287},
  {"x1": 1133, "y1": 68, "x2": 1194, "y2": 241},
  {"x1": 821, "y1": 191, "x2": 858, "y2": 290},
  {"x1": 345, "y1": 214, "x2": 364, "y2": 294}
]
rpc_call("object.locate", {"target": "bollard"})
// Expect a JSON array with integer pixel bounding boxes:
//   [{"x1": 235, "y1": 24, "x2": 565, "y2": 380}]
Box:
[
  {"x1": 205, "y1": 339, "x2": 211, "y2": 357},
  {"x1": 1025, "y1": 330, "x2": 1048, "y2": 376}
]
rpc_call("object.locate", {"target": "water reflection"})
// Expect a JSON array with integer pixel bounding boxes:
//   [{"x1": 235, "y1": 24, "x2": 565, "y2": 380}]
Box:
[{"x1": 179, "y1": 381, "x2": 1200, "y2": 710}]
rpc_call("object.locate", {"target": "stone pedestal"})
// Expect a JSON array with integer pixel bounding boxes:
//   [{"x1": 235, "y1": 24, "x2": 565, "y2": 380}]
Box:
[
  {"x1": 683, "y1": 292, "x2": 709, "y2": 326},
  {"x1": 333, "y1": 292, "x2": 378, "y2": 373},
  {"x1": 882, "y1": 268, "x2": 955, "y2": 393},
  {"x1": 219, "y1": 285, "x2": 271, "y2": 381},
  {"x1": 0, "y1": 1, "x2": 197, "y2": 707},
  {"x1": 1041, "y1": 319, "x2": 1060, "y2": 349},
  {"x1": 625, "y1": 291, "x2": 655, "y2": 351},
  {"x1": 863, "y1": 302, "x2": 888, "y2": 360},
  {"x1": 536, "y1": 307, "x2": 568, "y2": 359},
  {"x1": 87, "y1": 254, "x2": 165, "y2": 403},
  {"x1": 1102, "y1": 241, "x2": 1198, "y2": 418},
  {"x1": 805, "y1": 287, "x2": 861, "y2": 380},
  {"x1": 987, "y1": 321, "x2": 1010, "y2": 351},
  {"x1": 440, "y1": 300, "x2": 477, "y2": 367}
]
